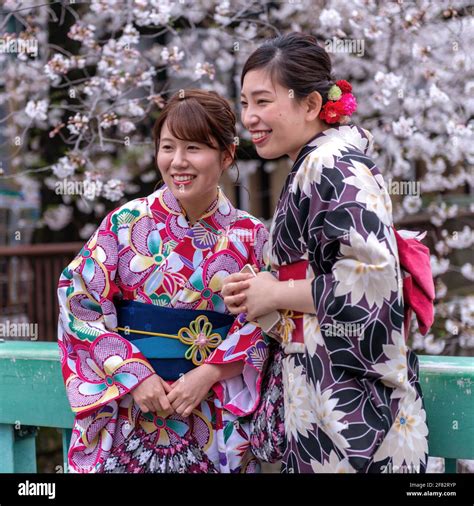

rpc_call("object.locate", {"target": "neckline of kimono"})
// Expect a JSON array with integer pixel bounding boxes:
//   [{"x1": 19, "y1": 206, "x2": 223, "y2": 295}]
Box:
[
  {"x1": 273, "y1": 125, "x2": 344, "y2": 207},
  {"x1": 178, "y1": 189, "x2": 219, "y2": 228},
  {"x1": 291, "y1": 124, "x2": 341, "y2": 169},
  {"x1": 163, "y1": 185, "x2": 234, "y2": 231}
]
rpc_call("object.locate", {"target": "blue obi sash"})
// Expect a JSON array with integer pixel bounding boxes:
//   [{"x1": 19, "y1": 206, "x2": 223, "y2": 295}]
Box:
[{"x1": 115, "y1": 300, "x2": 234, "y2": 381}]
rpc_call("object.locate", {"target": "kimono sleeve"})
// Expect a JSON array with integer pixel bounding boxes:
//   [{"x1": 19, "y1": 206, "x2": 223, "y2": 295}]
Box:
[
  {"x1": 304, "y1": 160, "x2": 405, "y2": 385},
  {"x1": 204, "y1": 224, "x2": 271, "y2": 417},
  {"x1": 57, "y1": 212, "x2": 155, "y2": 417}
]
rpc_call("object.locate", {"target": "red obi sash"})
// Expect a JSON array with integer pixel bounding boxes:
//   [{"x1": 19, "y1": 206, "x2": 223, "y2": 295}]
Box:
[
  {"x1": 277, "y1": 260, "x2": 309, "y2": 344},
  {"x1": 392, "y1": 226, "x2": 435, "y2": 338}
]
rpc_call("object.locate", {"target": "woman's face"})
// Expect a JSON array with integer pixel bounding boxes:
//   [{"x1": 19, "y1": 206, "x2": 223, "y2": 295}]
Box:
[
  {"x1": 241, "y1": 69, "x2": 320, "y2": 161},
  {"x1": 157, "y1": 121, "x2": 233, "y2": 211}
]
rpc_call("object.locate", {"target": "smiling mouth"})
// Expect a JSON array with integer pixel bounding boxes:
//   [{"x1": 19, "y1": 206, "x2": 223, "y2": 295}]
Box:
[
  {"x1": 251, "y1": 130, "x2": 272, "y2": 144},
  {"x1": 172, "y1": 175, "x2": 196, "y2": 183}
]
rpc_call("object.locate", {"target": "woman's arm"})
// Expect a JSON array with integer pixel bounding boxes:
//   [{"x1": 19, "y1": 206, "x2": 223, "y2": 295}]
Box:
[
  {"x1": 223, "y1": 271, "x2": 316, "y2": 321},
  {"x1": 201, "y1": 361, "x2": 245, "y2": 382},
  {"x1": 271, "y1": 277, "x2": 316, "y2": 314},
  {"x1": 201, "y1": 223, "x2": 271, "y2": 416},
  {"x1": 57, "y1": 212, "x2": 156, "y2": 416}
]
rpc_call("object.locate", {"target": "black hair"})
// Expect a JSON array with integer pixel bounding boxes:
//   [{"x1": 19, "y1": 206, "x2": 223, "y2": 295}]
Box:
[{"x1": 241, "y1": 32, "x2": 334, "y2": 105}]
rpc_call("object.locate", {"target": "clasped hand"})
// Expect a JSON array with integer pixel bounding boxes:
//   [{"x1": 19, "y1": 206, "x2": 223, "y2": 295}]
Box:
[
  {"x1": 130, "y1": 364, "x2": 219, "y2": 418},
  {"x1": 221, "y1": 266, "x2": 280, "y2": 322}
]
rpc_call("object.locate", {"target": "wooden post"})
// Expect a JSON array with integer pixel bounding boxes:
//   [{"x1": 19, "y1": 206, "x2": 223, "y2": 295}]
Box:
[
  {"x1": 445, "y1": 458, "x2": 457, "y2": 473},
  {"x1": 62, "y1": 428, "x2": 72, "y2": 473},
  {"x1": 0, "y1": 423, "x2": 15, "y2": 472},
  {"x1": 13, "y1": 425, "x2": 38, "y2": 473}
]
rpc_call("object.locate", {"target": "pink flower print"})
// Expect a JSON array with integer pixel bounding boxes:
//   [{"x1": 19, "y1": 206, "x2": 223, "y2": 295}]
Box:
[
  {"x1": 118, "y1": 216, "x2": 168, "y2": 290},
  {"x1": 67, "y1": 334, "x2": 153, "y2": 412}
]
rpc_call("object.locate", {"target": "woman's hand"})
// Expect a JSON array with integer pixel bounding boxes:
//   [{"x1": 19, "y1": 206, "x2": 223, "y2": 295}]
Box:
[
  {"x1": 241, "y1": 271, "x2": 281, "y2": 321},
  {"x1": 221, "y1": 270, "x2": 256, "y2": 314},
  {"x1": 130, "y1": 373, "x2": 174, "y2": 417},
  {"x1": 166, "y1": 364, "x2": 220, "y2": 418}
]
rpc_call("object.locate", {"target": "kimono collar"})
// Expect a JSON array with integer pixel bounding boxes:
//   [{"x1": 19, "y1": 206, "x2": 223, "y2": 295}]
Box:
[
  {"x1": 292, "y1": 124, "x2": 374, "y2": 169},
  {"x1": 150, "y1": 184, "x2": 238, "y2": 233}
]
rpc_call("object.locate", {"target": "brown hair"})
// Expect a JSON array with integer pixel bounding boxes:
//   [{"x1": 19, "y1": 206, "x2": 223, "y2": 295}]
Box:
[
  {"x1": 241, "y1": 32, "x2": 334, "y2": 107},
  {"x1": 153, "y1": 89, "x2": 237, "y2": 164}
]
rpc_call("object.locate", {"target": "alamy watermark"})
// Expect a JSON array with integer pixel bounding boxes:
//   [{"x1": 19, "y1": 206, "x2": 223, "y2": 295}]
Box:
[
  {"x1": 55, "y1": 179, "x2": 101, "y2": 200},
  {"x1": 224, "y1": 227, "x2": 257, "y2": 245},
  {"x1": 18, "y1": 480, "x2": 55, "y2": 500},
  {"x1": 386, "y1": 178, "x2": 421, "y2": 197},
  {"x1": 321, "y1": 322, "x2": 365, "y2": 339},
  {"x1": 381, "y1": 462, "x2": 421, "y2": 473},
  {"x1": 0, "y1": 320, "x2": 38, "y2": 340},
  {"x1": 0, "y1": 37, "x2": 38, "y2": 57},
  {"x1": 325, "y1": 37, "x2": 365, "y2": 57}
]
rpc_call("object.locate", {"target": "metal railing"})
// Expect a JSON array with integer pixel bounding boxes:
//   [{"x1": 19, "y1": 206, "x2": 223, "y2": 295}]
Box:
[{"x1": 0, "y1": 341, "x2": 473, "y2": 473}]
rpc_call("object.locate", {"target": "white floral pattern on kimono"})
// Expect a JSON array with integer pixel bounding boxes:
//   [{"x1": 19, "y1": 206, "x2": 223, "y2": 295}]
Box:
[{"x1": 268, "y1": 125, "x2": 428, "y2": 473}]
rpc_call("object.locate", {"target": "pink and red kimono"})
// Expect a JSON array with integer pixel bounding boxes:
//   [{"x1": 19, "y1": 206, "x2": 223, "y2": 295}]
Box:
[{"x1": 57, "y1": 185, "x2": 270, "y2": 473}]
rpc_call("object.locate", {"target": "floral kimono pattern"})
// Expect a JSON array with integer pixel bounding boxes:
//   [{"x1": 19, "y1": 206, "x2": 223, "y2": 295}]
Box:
[
  {"x1": 268, "y1": 125, "x2": 429, "y2": 473},
  {"x1": 57, "y1": 185, "x2": 270, "y2": 473}
]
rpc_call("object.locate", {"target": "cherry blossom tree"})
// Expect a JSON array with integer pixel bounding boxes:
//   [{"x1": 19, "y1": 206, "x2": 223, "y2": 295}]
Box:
[{"x1": 0, "y1": 0, "x2": 473, "y2": 358}]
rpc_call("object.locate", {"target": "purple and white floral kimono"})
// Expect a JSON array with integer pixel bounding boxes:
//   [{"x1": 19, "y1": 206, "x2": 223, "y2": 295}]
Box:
[{"x1": 268, "y1": 124, "x2": 429, "y2": 473}]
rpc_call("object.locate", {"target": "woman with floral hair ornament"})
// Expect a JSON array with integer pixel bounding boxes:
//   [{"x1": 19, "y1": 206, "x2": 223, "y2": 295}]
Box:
[
  {"x1": 222, "y1": 32, "x2": 431, "y2": 473},
  {"x1": 57, "y1": 89, "x2": 271, "y2": 473}
]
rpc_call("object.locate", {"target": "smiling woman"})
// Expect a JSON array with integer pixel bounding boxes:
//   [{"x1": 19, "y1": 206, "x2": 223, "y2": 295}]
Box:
[
  {"x1": 57, "y1": 89, "x2": 272, "y2": 473},
  {"x1": 222, "y1": 32, "x2": 431, "y2": 474},
  {"x1": 240, "y1": 33, "x2": 333, "y2": 161},
  {"x1": 152, "y1": 90, "x2": 237, "y2": 226}
]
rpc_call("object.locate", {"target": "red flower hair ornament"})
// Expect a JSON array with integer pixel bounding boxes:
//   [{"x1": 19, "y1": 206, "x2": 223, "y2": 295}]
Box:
[{"x1": 319, "y1": 80, "x2": 358, "y2": 124}]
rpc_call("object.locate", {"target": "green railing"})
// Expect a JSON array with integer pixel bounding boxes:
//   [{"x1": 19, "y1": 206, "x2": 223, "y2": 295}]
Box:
[
  {"x1": 0, "y1": 341, "x2": 73, "y2": 473},
  {"x1": 0, "y1": 341, "x2": 473, "y2": 473}
]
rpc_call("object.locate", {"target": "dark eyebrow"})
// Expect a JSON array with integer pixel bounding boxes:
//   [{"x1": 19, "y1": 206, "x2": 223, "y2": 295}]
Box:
[{"x1": 241, "y1": 89, "x2": 273, "y2": 99}]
